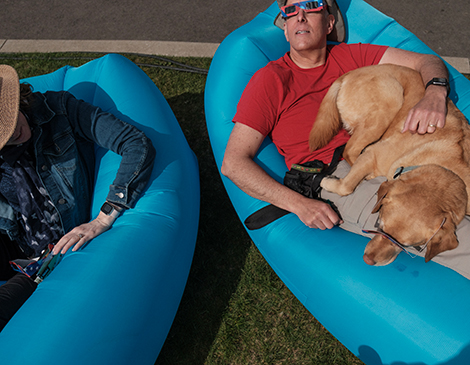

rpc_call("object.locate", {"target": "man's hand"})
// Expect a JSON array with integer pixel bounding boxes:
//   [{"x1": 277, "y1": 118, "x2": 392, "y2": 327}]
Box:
[
  {"x1": 402, "y1": 87, "x2": 447, "y2": 134},
  {"x1": 379, "y1": 47, "x2": 449, "y2": 135},
  {"x1": 293, "y1": 197, "x2": 343, "y2": 230}
]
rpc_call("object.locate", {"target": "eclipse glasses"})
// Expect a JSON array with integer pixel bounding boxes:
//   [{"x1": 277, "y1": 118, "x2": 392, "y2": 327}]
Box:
[
  {"x1": 281, "y1": 0, "x2": 325, "y2": 19},
  {"x1": 362, "y1": 217, "x2": 446, "y2": 258}
]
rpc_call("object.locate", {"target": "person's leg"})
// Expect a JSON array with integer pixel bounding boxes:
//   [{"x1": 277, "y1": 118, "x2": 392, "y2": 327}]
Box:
[
  {"x1": 320, "y1": 160, "x2": 385, "y2": 235},
  {"x1": 419, "y1": 218, "x2": 470, "y2": 279},
  {"x1": 0, "y1": 235, "x2": 27, "y2": 281},
  {"x1": 0, "y1": 274, "x2": 37, "y2": 331},
  {"x1": 0, "y1": 235, "x2": 37, "y2": 331}
]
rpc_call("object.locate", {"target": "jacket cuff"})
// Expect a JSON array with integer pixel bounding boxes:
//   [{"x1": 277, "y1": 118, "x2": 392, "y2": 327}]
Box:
[{"x1": 106, "y1": 185, "x2": 140, "y2": 209}]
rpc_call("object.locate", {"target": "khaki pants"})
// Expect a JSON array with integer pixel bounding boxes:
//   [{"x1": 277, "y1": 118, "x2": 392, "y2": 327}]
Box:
[{"x1": 320, "y1": 160, "x2": 470, "y2": 279}]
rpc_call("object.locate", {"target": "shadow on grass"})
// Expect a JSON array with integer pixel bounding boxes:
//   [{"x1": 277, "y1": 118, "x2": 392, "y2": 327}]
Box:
[{"x1": 154, "y1": 92, "x2": 252, "y2": 365}]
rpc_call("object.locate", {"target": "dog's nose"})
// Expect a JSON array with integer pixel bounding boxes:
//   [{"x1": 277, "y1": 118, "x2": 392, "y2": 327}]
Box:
[{"x1": 363, "y1": 253, "x2": 376, "y2": 266}]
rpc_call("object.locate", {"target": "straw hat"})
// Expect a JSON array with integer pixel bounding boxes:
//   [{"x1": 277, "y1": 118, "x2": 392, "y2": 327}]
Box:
[
  {"x1": 274, "y1": 0, "x2": 346, "y2": 43},
  {"x1": 0, "y1": 65, "x2": 20, "y2": 150}
]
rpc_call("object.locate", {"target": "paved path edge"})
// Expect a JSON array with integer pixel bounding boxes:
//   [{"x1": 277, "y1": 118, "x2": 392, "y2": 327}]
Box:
[{"x1": 1, "y1": 39, "x2": 469, "y2": 74}]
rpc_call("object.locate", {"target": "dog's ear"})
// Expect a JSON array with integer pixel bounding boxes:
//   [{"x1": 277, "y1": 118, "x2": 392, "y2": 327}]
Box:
[
  {"x1": 424, "y1": 218, "x2": 459, "y2": 262},
  {"x1": 372, "y1": 181, "x2": 392, "y2": 213}
]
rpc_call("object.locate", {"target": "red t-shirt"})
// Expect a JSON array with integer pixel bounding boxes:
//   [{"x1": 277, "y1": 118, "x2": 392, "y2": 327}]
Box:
[{"x1": 234, "y1": 43, "x2": 387, "y2": 168}]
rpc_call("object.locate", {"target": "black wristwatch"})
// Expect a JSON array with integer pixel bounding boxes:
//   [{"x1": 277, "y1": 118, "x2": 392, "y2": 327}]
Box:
[
  {"x1": 100, "y1": 202, "x2": 122, "y2": 219},
  {"x1": 425, "y1": 78, "x2": 450, "y2": 96}
]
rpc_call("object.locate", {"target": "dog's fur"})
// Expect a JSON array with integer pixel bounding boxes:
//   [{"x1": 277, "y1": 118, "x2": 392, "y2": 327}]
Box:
[{"x1": 308, "y1": 64, "x2": 470, "y2": 265}]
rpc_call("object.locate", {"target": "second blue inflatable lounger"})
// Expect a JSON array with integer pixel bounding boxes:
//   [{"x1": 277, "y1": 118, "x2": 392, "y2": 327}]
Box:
[{"x1": 0, "y1": 54, "x2": 200, "y2": 365}]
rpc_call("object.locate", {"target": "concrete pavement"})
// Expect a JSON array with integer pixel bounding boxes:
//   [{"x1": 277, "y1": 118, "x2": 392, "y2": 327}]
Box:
[{"x1": 1, "y1": 0, "x2": 468, "y2": 72}]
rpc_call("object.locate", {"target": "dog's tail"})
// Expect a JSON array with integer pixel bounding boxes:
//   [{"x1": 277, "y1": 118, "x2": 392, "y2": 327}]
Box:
[{"x1": 308, "y1": 79, "x2": 343, "y2": 151}]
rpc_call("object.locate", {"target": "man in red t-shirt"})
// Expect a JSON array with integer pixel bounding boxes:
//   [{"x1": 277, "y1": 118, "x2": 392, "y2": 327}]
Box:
[
  {"x1": 222, "y1": 0, "x2": 449, "y2": 233},
  {"x1": 234, "y1": 42, "x2": 386, "y2": 168}
]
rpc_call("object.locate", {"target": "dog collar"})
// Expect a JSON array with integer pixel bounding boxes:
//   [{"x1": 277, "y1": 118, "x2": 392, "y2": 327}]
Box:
[{"x1": 393, "y1": 166, "x2": 421, "y2": 180}]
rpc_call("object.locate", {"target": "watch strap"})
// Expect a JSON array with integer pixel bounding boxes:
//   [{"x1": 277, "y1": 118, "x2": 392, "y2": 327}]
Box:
[
  {"x1": 425, "y1": 77, "x2": 450, "y2": 96},
  {"x1": 101, "y1": 202, "x2": 122, "y2": 219}
]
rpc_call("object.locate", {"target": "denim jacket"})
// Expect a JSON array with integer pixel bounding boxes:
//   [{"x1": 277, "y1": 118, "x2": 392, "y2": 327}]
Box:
[{"x1": 0, "y1": 91, "x2": 156, "y2": 242}]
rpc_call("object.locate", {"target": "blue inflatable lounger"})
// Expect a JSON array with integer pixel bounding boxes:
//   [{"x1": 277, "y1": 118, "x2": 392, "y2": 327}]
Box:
[
  {"x1": 0, "y1": 54, "x2": 200, "y2": 364},
  {"x1": 204, "y1": 1, "x2": 470, "y2": 364}
]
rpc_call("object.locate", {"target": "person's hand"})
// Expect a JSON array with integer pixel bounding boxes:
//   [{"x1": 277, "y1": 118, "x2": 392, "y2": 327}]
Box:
[
  {"x1": 294, "y1": 198, "x2": 343, "y2": 230},
  {"x1": 402, "y1": 88, "x2": 447, "y2": 134},
  {"x1": 52, "y1": 213, "x2": 115, "y2": 255}
]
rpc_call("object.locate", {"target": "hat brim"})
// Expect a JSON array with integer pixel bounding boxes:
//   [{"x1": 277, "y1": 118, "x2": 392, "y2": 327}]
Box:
[
  {"x1": 274, "y1": 0, "x2": 346, "y2": 43},
  {"x1": 0, "y1": 65, "x2": 20, "y2": 150}
]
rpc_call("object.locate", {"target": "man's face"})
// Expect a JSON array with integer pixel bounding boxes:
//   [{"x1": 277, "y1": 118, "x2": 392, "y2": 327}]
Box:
[{"x1": 283, "y1": 0, "x2": 334, "y2": 53}]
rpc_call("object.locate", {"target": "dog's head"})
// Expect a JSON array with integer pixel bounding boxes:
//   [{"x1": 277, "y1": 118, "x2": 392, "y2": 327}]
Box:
[{"x1": 363, "y1": 165, "x2": 467, "y2": 266}]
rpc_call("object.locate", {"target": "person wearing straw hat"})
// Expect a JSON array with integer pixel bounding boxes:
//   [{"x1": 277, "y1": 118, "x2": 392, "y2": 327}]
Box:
[
  {"x1": 0, "y1": 64, "x2": 156, "y2": 330},
  {"x1": 221, "y1": 1, "x2": 470, "y2": 277}
]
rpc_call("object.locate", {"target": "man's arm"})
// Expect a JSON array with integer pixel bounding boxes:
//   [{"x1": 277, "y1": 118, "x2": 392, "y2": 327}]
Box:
[
  {"x1": 379, "y1": 47, "x2": 449, "y2": 134},
  {"x1": 222, "y1": 122, "x2": 342, "y2": 230}
]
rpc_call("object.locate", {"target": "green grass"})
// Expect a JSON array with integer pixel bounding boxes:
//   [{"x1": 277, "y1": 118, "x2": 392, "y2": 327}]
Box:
[{"x1": 5, "y1": 53, "x2": 467, "y2": 365}]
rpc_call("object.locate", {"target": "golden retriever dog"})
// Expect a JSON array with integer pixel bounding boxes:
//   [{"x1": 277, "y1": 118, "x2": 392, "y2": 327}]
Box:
[{"x1": 308, "y1": 64, "x2": 470, "y2": 265}]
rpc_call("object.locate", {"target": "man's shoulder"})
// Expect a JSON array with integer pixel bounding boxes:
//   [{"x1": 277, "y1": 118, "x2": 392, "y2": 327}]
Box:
[
  {"x1": 328, "y1": 42, "x2": 386, "y2": 55},
  {"x1": 259, "y1": 54, "x2": 289, "y2": 72},
  {"x1": 327, "y1": 42, "x2": 387, "y2": 69},
  {"x1": 248, "y1": 54, "x2": 291, "y2": 86},
  {"x1": 328, "y1": 42, "x2": 364, "y2": 53},
  {"x1": 262, "y1": 54, "x2": 298, "y2": 79}
]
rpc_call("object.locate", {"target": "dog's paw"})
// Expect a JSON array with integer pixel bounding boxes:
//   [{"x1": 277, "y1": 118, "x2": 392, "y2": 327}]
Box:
[
  {"x1": 321, "y1": 176, "x2": 354, "y2": 196},
  {"x1": 321, "y1": 176, "x2": 340, "y2": 193}
]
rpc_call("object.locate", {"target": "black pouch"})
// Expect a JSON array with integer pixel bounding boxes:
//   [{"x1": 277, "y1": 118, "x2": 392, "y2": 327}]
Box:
[{"x1": 283, "y1": 160, "x2": 327, "y2": 199}]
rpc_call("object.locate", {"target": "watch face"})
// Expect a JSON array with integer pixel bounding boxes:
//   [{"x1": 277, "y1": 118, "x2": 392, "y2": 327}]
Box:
[{"x1": 101, "y1": 203, "x2": 113, "y2": 215}]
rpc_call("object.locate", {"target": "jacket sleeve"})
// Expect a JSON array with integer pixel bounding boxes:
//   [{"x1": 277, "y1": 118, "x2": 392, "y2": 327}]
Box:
[{"x1": 62, "y1": 91, "x2": 156, "y2": 209}]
